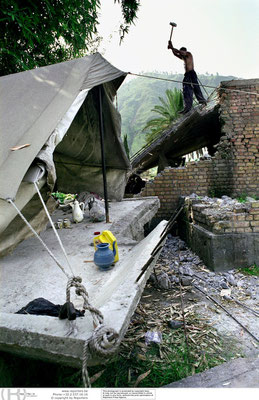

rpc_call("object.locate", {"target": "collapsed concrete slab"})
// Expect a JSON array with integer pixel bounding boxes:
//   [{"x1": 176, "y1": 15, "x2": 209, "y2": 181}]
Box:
[
  {"x1": 131, "y1": 102, "x2": 221, "y2": 174},
  {"x1": 0, "y1": 197, "x2": 167, "y2": 367}
]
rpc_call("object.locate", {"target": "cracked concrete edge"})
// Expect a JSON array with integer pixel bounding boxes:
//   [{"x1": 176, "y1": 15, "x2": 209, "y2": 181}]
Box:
[{"x1": 112, "y1": 197, "x2": 160, "y2": 241}]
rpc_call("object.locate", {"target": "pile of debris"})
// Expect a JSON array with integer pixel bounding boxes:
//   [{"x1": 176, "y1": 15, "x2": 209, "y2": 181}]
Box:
[{"x1": 148, "y1": 234, "x2": 259, "y2": 354}]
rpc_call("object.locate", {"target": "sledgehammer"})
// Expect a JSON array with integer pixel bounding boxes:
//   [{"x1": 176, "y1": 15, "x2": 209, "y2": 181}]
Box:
[{"x1": 169, "y1": 22, "x2": 177, "y2": 41}]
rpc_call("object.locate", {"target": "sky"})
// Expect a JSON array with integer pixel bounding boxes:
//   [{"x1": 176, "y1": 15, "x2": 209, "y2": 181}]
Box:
[{"x1": 98, "y1": 0, "x2": 259, "y2": 79}]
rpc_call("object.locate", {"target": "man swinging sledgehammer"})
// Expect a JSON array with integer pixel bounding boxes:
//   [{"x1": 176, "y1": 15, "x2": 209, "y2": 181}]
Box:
[{"x1": 167, "y1": 24, "x2": 207, "y2": 114}]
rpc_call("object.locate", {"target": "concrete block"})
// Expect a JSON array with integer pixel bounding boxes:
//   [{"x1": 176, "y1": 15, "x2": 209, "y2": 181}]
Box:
[{"x1": 180, "y1": 222, "x2": 259, "y2": 271}]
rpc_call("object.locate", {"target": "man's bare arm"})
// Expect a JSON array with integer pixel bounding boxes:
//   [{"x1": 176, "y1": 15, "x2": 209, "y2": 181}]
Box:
[{"x1": 168, "y1": 40, "x2": 183, "y2": 59}]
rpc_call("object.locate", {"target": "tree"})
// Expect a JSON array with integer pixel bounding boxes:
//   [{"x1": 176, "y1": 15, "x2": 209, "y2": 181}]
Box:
[
  {"x1": 142, "y1": 88, "x2": 183, "y2": 144},
  {"x1": 0, "y1": 0, "x2": 140, "y2": 76}
]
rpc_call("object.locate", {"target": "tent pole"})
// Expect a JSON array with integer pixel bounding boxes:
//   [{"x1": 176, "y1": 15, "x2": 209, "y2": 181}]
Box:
[{"x1": 98, "y1": 85, "x2": 110, "y2": 223}]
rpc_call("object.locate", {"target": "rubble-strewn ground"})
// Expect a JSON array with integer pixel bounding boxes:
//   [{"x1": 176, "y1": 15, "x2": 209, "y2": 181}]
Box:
[
  {"x1": 149, "y1": 234, "x2": 259, "y2": 355},
  {"x1": 0, "y1": 234, "x2": 258, "y2": 387},
  {"x1": 87, "y1": 234, "x2": 259, "y2": 387}
]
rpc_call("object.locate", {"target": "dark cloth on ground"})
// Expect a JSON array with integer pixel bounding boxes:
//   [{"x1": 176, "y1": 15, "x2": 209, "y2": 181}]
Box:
[{"x1": 16, "y1": 297, "x2": 85, "y2": 319}]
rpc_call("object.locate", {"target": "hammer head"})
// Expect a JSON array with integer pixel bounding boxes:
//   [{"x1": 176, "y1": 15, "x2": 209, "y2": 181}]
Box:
[{"x1": 170, "y1": 22, "x2": 177, "y2": 27}]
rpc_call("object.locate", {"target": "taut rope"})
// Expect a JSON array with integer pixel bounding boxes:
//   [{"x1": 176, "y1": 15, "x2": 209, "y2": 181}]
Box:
[{"x1": 7, "y1": 187, "x2": 120, "y2": 387}]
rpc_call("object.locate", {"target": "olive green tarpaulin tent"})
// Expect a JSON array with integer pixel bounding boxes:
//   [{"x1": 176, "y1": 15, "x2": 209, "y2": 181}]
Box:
[{"x1": 0, "y1": 53, "x2": 130, "y2": 256}]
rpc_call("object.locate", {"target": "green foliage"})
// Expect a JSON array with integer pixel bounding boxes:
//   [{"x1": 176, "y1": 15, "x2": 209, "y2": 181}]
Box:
[
  {"x1": 0, "y1": 0, "x2": 99, "y2": 75},
  {"x1": 239, "y1": 264, "x2": 259, "y2": 276},
  {"x1": 51, "y1": 192, "x2": 77, "y2": 204},
  {"x1": 236, "y1": 193, "x2": 257, "y2": 203},
  {"x1": 115, "y1": 0, "x2": 140, "y2": 42},
  {"x1": 0, "y1": 0, "x2": 140, "y2": 76},
  {"x1": 237, "y1": 193, "x2": 249, "y2": 203},
  {"x1": 142, "y1": 88, "x2": 183, "y2": 143},
  {"x1": 141, "y1": 167, "x2": 158, "y2": 180}
]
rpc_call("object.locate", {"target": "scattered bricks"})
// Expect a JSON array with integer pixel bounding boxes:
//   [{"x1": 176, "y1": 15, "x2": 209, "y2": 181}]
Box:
[{"x1": 251, "y1": 201, "x2": 259, "y2": 208}]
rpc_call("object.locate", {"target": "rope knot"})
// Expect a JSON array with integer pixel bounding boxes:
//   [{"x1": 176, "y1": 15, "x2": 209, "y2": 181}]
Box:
[
  {"x1": 75, "y1": 286, "x2": 87, "y2": 297},
  {"x1": 74, "y1": 276, "x2": 82, "y2": 283},
  {"x1": 88, "y1": 324, "x2": 120, "y2": 358},
  {"x1": 66, "y1": 275, "x2": 87, "y2": 303}
]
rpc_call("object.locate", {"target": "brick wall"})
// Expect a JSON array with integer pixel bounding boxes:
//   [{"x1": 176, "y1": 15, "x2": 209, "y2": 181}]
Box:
[{"x1": 140, "y1": 79, "x2": 259, "y2": 219}]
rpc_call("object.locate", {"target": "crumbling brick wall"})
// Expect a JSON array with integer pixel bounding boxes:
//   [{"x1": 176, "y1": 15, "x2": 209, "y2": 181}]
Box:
[
  {"x1": 140, "y1": 79, "x2": 259, "y2": 219},
  {"x1": 217, "y1": 79, "x2": 259, "y2": 197},
  {"x1": 188, "y1": 198, "x2": 259, "y2": 235}
]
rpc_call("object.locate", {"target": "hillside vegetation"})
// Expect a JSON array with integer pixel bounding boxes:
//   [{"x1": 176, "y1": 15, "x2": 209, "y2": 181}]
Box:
[{"x1": 117, "y1": 72, "x2": 236, "y2": 156}]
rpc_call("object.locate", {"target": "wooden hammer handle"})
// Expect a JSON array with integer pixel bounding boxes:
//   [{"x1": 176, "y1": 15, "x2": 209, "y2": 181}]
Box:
[{"x1": 169, "y1": 26, "x2": 174, "y2": 41}]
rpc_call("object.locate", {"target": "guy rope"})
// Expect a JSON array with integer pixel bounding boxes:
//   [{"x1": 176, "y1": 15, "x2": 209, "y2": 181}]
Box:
[{"x1": 7, "y1": 181, "x2": 121, "y2": 387}]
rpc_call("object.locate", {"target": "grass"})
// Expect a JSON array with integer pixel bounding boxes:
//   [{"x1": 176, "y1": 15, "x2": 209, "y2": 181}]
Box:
[
  {"x1": 88, "y1": 336, "x2": 237, "y2": 388},
  {"x1": 239, "y1": 264, "x2": 259, "y2": 276}
]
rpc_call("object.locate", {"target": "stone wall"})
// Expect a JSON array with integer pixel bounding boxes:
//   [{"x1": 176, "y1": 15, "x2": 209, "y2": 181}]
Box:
[{"x1": 140, "y1": 79, "x2": 259, "y2": 220}]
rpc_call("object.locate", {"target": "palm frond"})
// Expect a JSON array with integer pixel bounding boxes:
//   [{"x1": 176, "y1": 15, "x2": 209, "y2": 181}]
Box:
[{"x1": 143, "y1": 89, "x2": 183, "y2": 143}]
